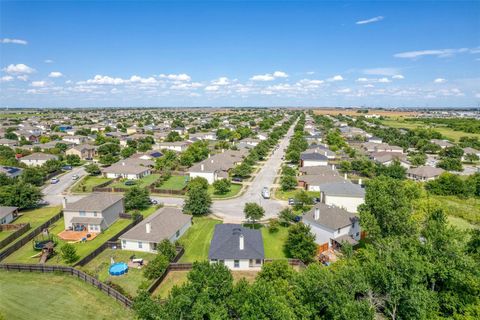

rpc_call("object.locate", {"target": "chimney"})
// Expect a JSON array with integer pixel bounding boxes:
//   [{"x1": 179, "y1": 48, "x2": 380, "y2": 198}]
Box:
[
  {"x1": 146, "y1": 222, "x2": 151, "y2": 234},
  {"x1": 201, "y1": 164, "x2": 204, "y2": 171},
  {"x1": 331, "y1": 164, "x2": 335, "y2": 170},
  {"x1": 358, "y1": 178, "x2": 362, "y2": 186},
  {"x1": 314, "y1": 207, "x2": 320, "y2": 220},
  {"x1": 221, "y1": 149, "x2": 224, "y2": 153},
  {"x1": 314, "y1": 149, "x2": 318, "y2": 153},
  {"x1": 62, "y1": 197, "x2": 67, "y2": 209},
  {"x1": 344, "y1": 173, "x2": 347, "y2": 180},
  {"x1": 122, "y1": 162, "x2": 125, "y2": 166},
  {"x1": 320, "y1": 192, "x2": 323, "y2": 203},
  {"x1": 239, "y1": 234, "x2": 244, "y2": 250},
  {"x1": 211, "y1": 159, "x2": 214, "y2": 164},
  {"x1": 324, "y1": 151, "x2": 327, "y2": 156}
]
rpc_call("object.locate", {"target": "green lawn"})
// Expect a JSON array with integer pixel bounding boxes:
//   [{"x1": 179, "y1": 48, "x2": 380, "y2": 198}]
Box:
[
  {"x1": 0, "y1": 229, "x2": 15, "y2": 242},
  {"x1": 80, "y1": 249, "x2": 157, "y2": 297},
  {"x1": 0, "y1": 271, "x2": 133, "y2": 320},
  {"x1": 261, "y1": 225, "x2": 289, "y2": 259},
  {"x1": 447, "y1": 216, "x2": 479, "y2": 231},
  {"x1": 274, "y1": 188, "x2": 320, "y2": 201},
  {"x1": 4, "y1": 218, "x2": 132, "y2": 265},
  {"x1": 209, "y1": 183, "x2": 242, "y2": 199},
  {"x1": 135, "y1": 205, "x2": 161, "y2": 218},
  {"x1": 110, "y1": 174, "x2": 161, "y2": 189},
  {"x1": 1, "y1": 206, "x2": 62, "y2": 250},
  {"x1": 158, "y1": 175, "x2": 188, "y2": 190},
  {"x1": 432, "y1": 196, "x2": 480, "y2": 226},
  {"x1": 71, "y1": 175, "x2": 112, "y2": 193},
  {"x1": 178, "y1": 217, "x2": 221, "y2": 262}
]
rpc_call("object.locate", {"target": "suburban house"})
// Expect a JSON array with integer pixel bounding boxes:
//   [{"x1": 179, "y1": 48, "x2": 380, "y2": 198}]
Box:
[
  {"x1": 66, "y1": 144, "x2": 98, "y2": 160},
  {"x1": 189, "y1": 150, "x2": 245, "y2": 184},
  {"x1": 362, "y1": 142, "x2": 404, "y2": 154},
  {"x1": 62, "y1": 135, "x2": 89, "y2": 145},
  {"x1": 0, "y1": 138, "x2": 18, "y2": 147},
  {"x1": 0, "y1": 166, "x2": 23, "y2": 178},
  {"x1": 119, "y1": 207, "x2": 192, "y2": 253},
  {"x1": 319, "y1": 181, "x2": 365, "y2": 213},
  {"x1": 208, "y1": 224, "x2": 264, "y2": 270},
  {"x1": 298, "y1": 173, "x2": 345, "y2": 191},
  {"x1": 407, "y1": 166, "x2": 445, "y2": 181},
  {"x1": 431, "y1": 139, "x2": 454, "y2": 149},
  {"x1": 19, "y1": 153, "x2": 59, "y2": 167},
  {"x1": 370, "y1": 152, "x2": 411, "y2": 168},
  {"x1": 131, "y1": 150, "x2": 163, "y2": 160},
  {"x1": 303, "y1": 203, "x2": 361, "y2": 253},
  {"x1": 299, "y1": 165, "x2": 337, "y2": 176},
  {"x1": 0, "y1": 206, "x2": 19, "y2": 224},
  {"x1": 300, "y1": 151, "x2": 329, "y2": 167},
  {"x1": 368, "y1": 136, "x2": 383, "y2": 144},
  {"x1": 306, "y1": 145, "x2": 336, "y2": 159},
  {"x1": 62, "y1": 193, "x2": 124, "y2": 233},
  {"x1": 157, "y1": 141, "x2": 190, "y2": 152},
  {"x1": 102, "y1": 161, "x2": 152, "y2": 180},
  {"x1": 462, "y1": 147, "x2": 480, "y2": 161}
]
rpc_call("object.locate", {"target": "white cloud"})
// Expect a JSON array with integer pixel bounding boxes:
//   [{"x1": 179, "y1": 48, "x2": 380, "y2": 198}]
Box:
[
  {"x1": 356, "y1": 77, "x2": 368, "y2": 82},
  {"x1": 306, "y1": 71, "x2": 315, "y2": 75},
  {"x1": 363, "y1": 68, "x2": 400, "y2": 76},
  {"x1": 129, "y1": 75, "x2": 157, "y2": 84},
  {"x1": 378, "y1": 77, "x2": 391, "y2": 83},
  {"x1": 0, "y1": 75, "x2": 14, "y2": 82},
  {"x1": 44, "y1": 59, "x2": 54, "y2": 64},
  {"x1": 48, "y1": 71, "x2": 63, "y2": 78},
  {"x1": 250, "y1": 73, "x2": 275, "y2": 81},
  {"x1": 337, "y1": 88, "x2": 352, "y2": 93},
  {"x1": 328, "y1": 75, "x2": 344, "y2": 82},
  {"x1": 434, "y1": 78, "x2": 447, "y2": 83},
  {"x1": 85, "y1": 75, "x2": 126, "y2": 85},
  {"x1": 356, "y1": 16, "x2": 384, "y2": 25},
  {"x1": 394, "y1": 48, "x2": 469, "y2": 59},
  {"x1": 17, "y1": 75, "x2": 29, "y2": 81},
  {"x1": 392, "y1": 74, "x2": 405, "y2": 79},
  {"x1": 204, "y1": 85, "x2": 220, "y2": 92},
  {"x1": 211, "y1": 77, "x2": 230, "y2": 85},
  {"x1": 159, "y1": 73, "x2": 191, "y2": 81},
  {"x1": 1, "y1": 38, "x2": 28, "y2": 45},
  {"x1": 2, "y1": 63, "x2": 35, "y2": 74},
  {"x1": 31, "y1": 81, "x2": 47, "y2": 87},
  {"x1": 273, "y1": 71, "x2": 288, "y2": 78}
]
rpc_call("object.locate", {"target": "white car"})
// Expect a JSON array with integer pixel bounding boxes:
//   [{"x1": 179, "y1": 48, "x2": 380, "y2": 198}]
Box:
[
  {"x1": 72, "y1": 174, "x2": 79, "y2": 180},
  {"x1": 50, "y1": 178, "x2": 59, "y2": 184},
  {"x1": 261, "y1": 187, "x2": 270, "y2": 199}
]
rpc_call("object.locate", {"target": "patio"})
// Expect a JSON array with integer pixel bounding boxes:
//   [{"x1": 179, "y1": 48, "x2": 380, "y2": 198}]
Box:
[{"x1": 57, "y1": 230, "x2": 99, "y2": 242}]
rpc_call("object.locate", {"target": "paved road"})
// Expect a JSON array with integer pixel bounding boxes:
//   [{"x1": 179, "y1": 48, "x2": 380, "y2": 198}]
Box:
[
  {"x1": 211, "y1": 123, "x2": 294, "y2": 222},
  {"x1": 43, "y1": 166, "x2": 86, "y2": 205}
]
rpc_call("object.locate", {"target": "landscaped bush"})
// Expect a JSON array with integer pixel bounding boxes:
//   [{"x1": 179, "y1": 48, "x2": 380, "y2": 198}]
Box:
[{"x1": 143, "y1": 254, "x2": 169, "y2": 280}]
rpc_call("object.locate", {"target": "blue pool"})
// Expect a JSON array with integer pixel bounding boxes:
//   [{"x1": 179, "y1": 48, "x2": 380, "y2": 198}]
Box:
[{"x1": 109, "y1": 262, "x2": 128, "y2": 276}]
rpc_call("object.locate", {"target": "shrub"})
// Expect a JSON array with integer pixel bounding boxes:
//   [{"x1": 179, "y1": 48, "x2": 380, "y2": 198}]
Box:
[
  {"x1": 60, "y1": 243, "x2": 79, "y2": 264},
  {"x1": 143, "y1": 254, "x2": 169, "y2": 280}
]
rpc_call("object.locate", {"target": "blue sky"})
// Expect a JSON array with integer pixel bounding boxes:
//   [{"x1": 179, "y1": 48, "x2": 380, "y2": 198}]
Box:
[{"x1": 1, "y1": 1, "x2": 479, "y2": 108}]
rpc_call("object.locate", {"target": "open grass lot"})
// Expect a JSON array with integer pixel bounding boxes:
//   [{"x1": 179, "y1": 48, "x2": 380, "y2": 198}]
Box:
[
  {"x1": 4, "y1": 218, "x2": 132, "y2": 265},
  {"x1": 209, "y1": 183, "x2": 242, "y2": 199},
  {"x1": 448, "y1": 216, "x2": 479, "y2": 231},
  {"x1": 261, "y1": 225, "x2": 289, "y2": 259},
  {"x1": 314, "y1": 109, "x2": 417, "y2": 117},
  {"x1": 178, "y1": 217, "x2": 221, "y2": 262},
  {"x1": 158, "y1": 175, "x2": 188, "y2": 190},
  {"x1": 274, "y1": 188, "x2": 320, "y2": 201},
  {"x1": 71, "y1": 175, "x2": 112, "y2": 193},
  {"x1": 0, "y1": 271, "x2": 133, "y2": 320},
  {"x1": 432, "y1": 196, "x2": 480, "y2": 227},
  {"x1": 381, "y1": 118, "x2": 480, "y2": 142},
  {"x1": 1, "y1": 206, "x2": 62, "y2": 250},
  {"x1": 80, "y1": 249, "x2": 157, "y2": 297},
  {"x1": 111, "y1": 174, "x2": 161, "y2": 189}
]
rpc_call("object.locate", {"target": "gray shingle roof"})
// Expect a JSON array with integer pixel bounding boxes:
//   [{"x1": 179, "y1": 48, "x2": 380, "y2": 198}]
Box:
[
  {"x1": 64, "y1": 193, "x2": 124, "y2": 212},
  {"x1": 0, "y1": 206, "x2": 18, "y2": 219},
  {"x1": 303, "y1": 203, "x2": 358, "y2": 230},
  {"x1": 300, "y1": 152, "x2": 328, "y2": 161},
  {"x1": 208, "y1": 224, "x2": 264, "y2": 260},
  {"x1": 320, "y1": 181, "x2": 365, "y2": 197},
  {"x1": 407, "y1": 166, "x2": 445, "y2": 178},
  {"x1": 119, "y1": 207, "x2": 191, "y2": 243}
]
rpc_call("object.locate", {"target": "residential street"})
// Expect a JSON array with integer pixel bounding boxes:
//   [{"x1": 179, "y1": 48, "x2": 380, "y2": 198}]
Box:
[{"x1": 43, "y1": 166, "x2": 86, "y2": 205}]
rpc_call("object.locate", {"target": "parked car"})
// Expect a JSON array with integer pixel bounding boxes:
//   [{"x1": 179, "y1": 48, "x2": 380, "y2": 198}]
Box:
[
  {"x1": 150, "y1": 199, "x2": 158, "y2": 204},
  {"x1": 124, "y1": 180, "x2": 136, "y2": 186},
  {"x1": 293, "y1": 215, "x2": 302, "y2": 222},
  {"x1": 50, "y1": 178, "x2": 59, "y2": 184},
  {"x1": 37, "y1": 199, "x2": 49, "y2": 206},
  {"x1": 232, "y1": 177, "x2": 243, "y2": 182},
  {"x1": 72, "y1": 174, "x2": 79, "y2": 180},
  {"x1": 62, "y1": 165, "x2": 73, "y2": 170},
  {"x1": 288, "y1": 198, "x2": 302, "y2": 206},
  {"x1": 261, "y1": 187, "x2": 270, "y2": 199}
]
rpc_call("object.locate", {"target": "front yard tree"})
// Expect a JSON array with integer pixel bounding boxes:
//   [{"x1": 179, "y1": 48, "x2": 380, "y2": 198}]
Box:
[
  {"x1": 85, "y1": 163, "x2": 101, "y2": 176},
  {"x1": 244, "y1": 202, "x2": 265, "y2": 225},
  {"x1": 232, "y1": 162, "x2": 252, "y2": 178},
  {"x1": 0, "y1": 182, "x2": 42, "y2": 209},
  {"x1": 61, "y1": 243, "x2": 79, "y2": 264},
  {"x1": 183, "y1": 177, "x2": 211, "y2": 216},
  {"x1": 212, "y1": 178, "x2": 231, "y2": 195},
  {"x1": 280, "y1": 175, "x2": 297, "y2": 191},
  {"x1": 125, "y1": 186, "x2": 150, "y2": 211},
  {"x1": 65, "y1": 154, "x2": 81, "y2": 166},
  {"x1": 284, "y1": 223, "x2": 317, "y2": 263}
]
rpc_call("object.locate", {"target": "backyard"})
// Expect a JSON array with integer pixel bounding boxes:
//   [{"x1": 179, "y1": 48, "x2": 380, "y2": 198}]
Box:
[
  {"x1": 157, "y1": 175, "x2": 188, "y2": 190},
  {"x1": 71, "y1": 175, "x2": 112, "y2": 193},
  {"x1": 4, "y1": 217, "x2": 132, "y2": 265},
  {"x1": 80, "y1": 248, "x2": 157, "y2": 297},
  {"x1": 110, "y1": 174, "x2": 161, "y2": 189},
  {"x1": 0, "y1": 271, "x2": 133, "y2": 320},
  {"x1": 261, "y1": 225, "x2": 289, "y2": 259},
  {"x1": 177, "y1": 217, "x2": 222, "y2": 262}
]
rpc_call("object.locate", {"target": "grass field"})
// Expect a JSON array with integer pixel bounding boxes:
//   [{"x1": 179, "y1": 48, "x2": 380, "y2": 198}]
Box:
[
  {"x1": 314, "y1": 109, "x2": 417, "y2": 117},
  {"x1": 4, "y1": 218, "x2": 131, "y2": 265},
  {"x1": 158, "y1": 175, "x2": 188, "y2": 190},
  {"x1": 381, "y1": 118, "x2": 480, "y2": 142},
  {"x1": 0, "y1": 229, "x2": 15, "y2": 242},
  {"x1": 0, "y1": 271, "x2": 133, "y2": 320},
  {"x1": 261, "y1": 225, "x2": 289, "y2": 259},
  {"x1": 209, "y1": 183, "x2": 242, "y2": 199},
  {"x1": 432, "y1": 195, "x2": 480, "y2": 227},
  {"x1": 177, "y1": 217, "x2": 221, "y2": 262},
  {"x1": 71, "y1": 175, "x2": 112, "y2": 193},
  {"x1": 447, "y1": 216, "x2": 479, "y2": 230},
  {"x1": 80, "y1": 249, "x2": 157, "y2": 297},
  {"x1": 111, "y1": 174, "x2": 161, "y2": 189}
]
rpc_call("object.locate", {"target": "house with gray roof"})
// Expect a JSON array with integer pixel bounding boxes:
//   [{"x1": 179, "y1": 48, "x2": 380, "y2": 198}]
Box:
[
  {"x1": 209, "y1": 224, "x2": 264, "y2": 270},
  {"x1": 300, "y1": 151, "x2": 329, "y2": 167},
  {"x1": 303, "y1": 203, "x2": 361, "y2": 253},
  {"x1": 102, "y1": 160, "x2": 152, "y2": 180},
  {"x1": 62, "y1": 194, "x2": 124, "y2": 233},
  {"x1": 407, "y1": 166, "x2": 445, "y2": 181},
  {"x1": 0, "y1": 206, "x2": 19, "y2": 224},
  {"x1": 19, "y1": 153, "x2": 59, "y2": 167},
  {"x1": 319, "y1": 181, "x2": 365, "y2": 213},
  {"x1": 119, "y1": 207, "x2": 192, "y2": 253}
]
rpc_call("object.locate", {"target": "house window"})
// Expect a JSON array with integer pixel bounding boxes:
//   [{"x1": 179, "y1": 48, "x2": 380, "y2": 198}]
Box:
[
  {"x1": 337, "y1": 228, "x2": 341, "y2": 233},
  {"x1": 93, "y1": 212, "x2": 97, "y2": 217},
  {"x1": 211, "y1": 259, "x2": 218, "y2": 263},
  {"x1": 176, "y1": 230, "x2": 180, "y2": 237},
  {"x1": 234, "y1": 260, "x2": 240, "y2": 268},
  {"x1": 356, "y1": 232, "x2": 360, "y2": 237},
  {"x1": 255, "y1": 259, "x2": 262, "y2": 265},
  {"x1": 79, "y1": 211, "x2": 86, "y2": 217},
  {"x1": 138, "y1": 242, "x2": 143, "y2": 249},
  {"x1": 122, "y1": 240, "x2": 126, "y2": 247}
]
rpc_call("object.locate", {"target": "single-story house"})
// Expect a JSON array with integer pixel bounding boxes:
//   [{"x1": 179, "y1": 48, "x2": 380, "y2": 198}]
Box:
[
  {"x1": 189, "y1": 150, "x2": 245, "y2": 184},
  {"x1": 102, "y1": 161, "x2": 152, "y2": 180},
  {"x1": 209, "y1": 224, "x2": 264, "y2": 270},
  {"x1": 63, "y1": 193, "x2": 124, "y2": 233},
  {"x1": 0, "y1": 138, "x2": 18, "y2": 147},
  {"x1": 157, "y1": 141, "x2": 190, "y2": 152},
  {"x1": 462, "y1": 147, "x2": 480, "y2": 161},
  {"x1": 370, "y1": 152, "x2": 411, "y2": 168},
  {"x1": 0, "y1": 206, "x2": 19, "y2": 224},
  {"x1": 119, "y1": 207, "x2": 192, "y2": 253},
  {"x1": 431, "y1": 139, "x2": 454, "y2": 149},
  {"x1": 298, "y1": 173, "x2": 345, "y2": 191},
  {"x1": 19, "y1": 153, "x2": 59, "y2": 167},
  {"x1": 300, "y1": 152, "x2": 329, "y2": 167},
  {"x1": 319, "y1": 181, "x2": 365, "y2": 213},
  {"x1": 407, "y1": 166, "x2": 445, "y2": 181},
  {"x1": 303, "y1": 204, "x2": 361, "y2": 253}
]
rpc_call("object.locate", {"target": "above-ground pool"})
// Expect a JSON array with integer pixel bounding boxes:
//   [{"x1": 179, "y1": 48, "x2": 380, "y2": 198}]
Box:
[{"x1": 109, "y1": 262, "x2": 128, "y2": 276}]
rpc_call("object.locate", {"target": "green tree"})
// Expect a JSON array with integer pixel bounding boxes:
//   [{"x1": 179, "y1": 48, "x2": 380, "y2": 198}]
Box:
[
  {"x1": 65, "y1": 154, "x2": 81, "y2": 166},
  {"x1": 125, "y1": 186, "x2": 150, "y2": 211},
  {"x1": 84, "y1": 163, "x2": 101, "y2": 175},
  {"x1": 212, "y1": 178, "x2": 231, "y2": 195},
  {"x1": 437, "y1": 158, "x2": 463, "y2": 171},
  {"x1": 143, "y1": 254, "x2": 169, "y2": 280},
  {"x1": 284, "y1": 223, "x2": 317, "y2": 263},
  {"x1": 0, "y1": 182, "x2": 42, "y2": 209},
  {"x1": 157, "y1": 239, "x2": 177, "y2": 262},
  {"x1": 280, "y1": 175, "x2": 297, "y2": 191},
  {"x1": 244, "y1": 202, "x2": 265, "y2": 225},
  {"x1": 183, "y1": 178, "x2": 211, "y2": 216},
  {"x1": 21, "y1": 168, "x2": 45, "y2": 186},
  {"x1": 120, "y1": 146, "x2": 136, "y2": 159},
  {"x1": 165, "y1": 131, "x2": 182, "y2": 142},
  {"x1": 60, "y1": 243, "x2": 79, "y2": 264}
]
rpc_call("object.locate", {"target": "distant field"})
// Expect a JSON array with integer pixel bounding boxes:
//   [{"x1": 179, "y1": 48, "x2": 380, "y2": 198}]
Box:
[
  {"x1": 381, "y1": 118, "x2": 480, "y2": 142},
  {"x1": 0, "y1": 112, "x2": 47, "y2": 119},
  {"x1": 314, "y1": 109, "x2": 417, "y2": 117},
  {"x1": 432, "y1": 196, "x2": 480, "y2": 227},
  {"x1": 0, "y1": 271, "x2": 133, "y2": 320}
]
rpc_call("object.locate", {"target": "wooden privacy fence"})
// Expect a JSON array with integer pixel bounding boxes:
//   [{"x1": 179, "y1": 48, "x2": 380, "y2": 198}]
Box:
[
  {"x1": 0, "y1": 211, "x2": 63, "y2": 262},
  {"x1": 146, "y1": 247, "x2": 188, "y2": 294},
  {"x1": 0, "y1": 223, "x2": 30, "y2": 250},
  {"x1": 0, "y1": 263, "x2": 133, "y2": 308},
  {"x1": 149, "y1": 187, "x2": 186, "y2": 195},
  {"x1": 74, "y1": 215, "x2": 144, "y2": 267}
]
